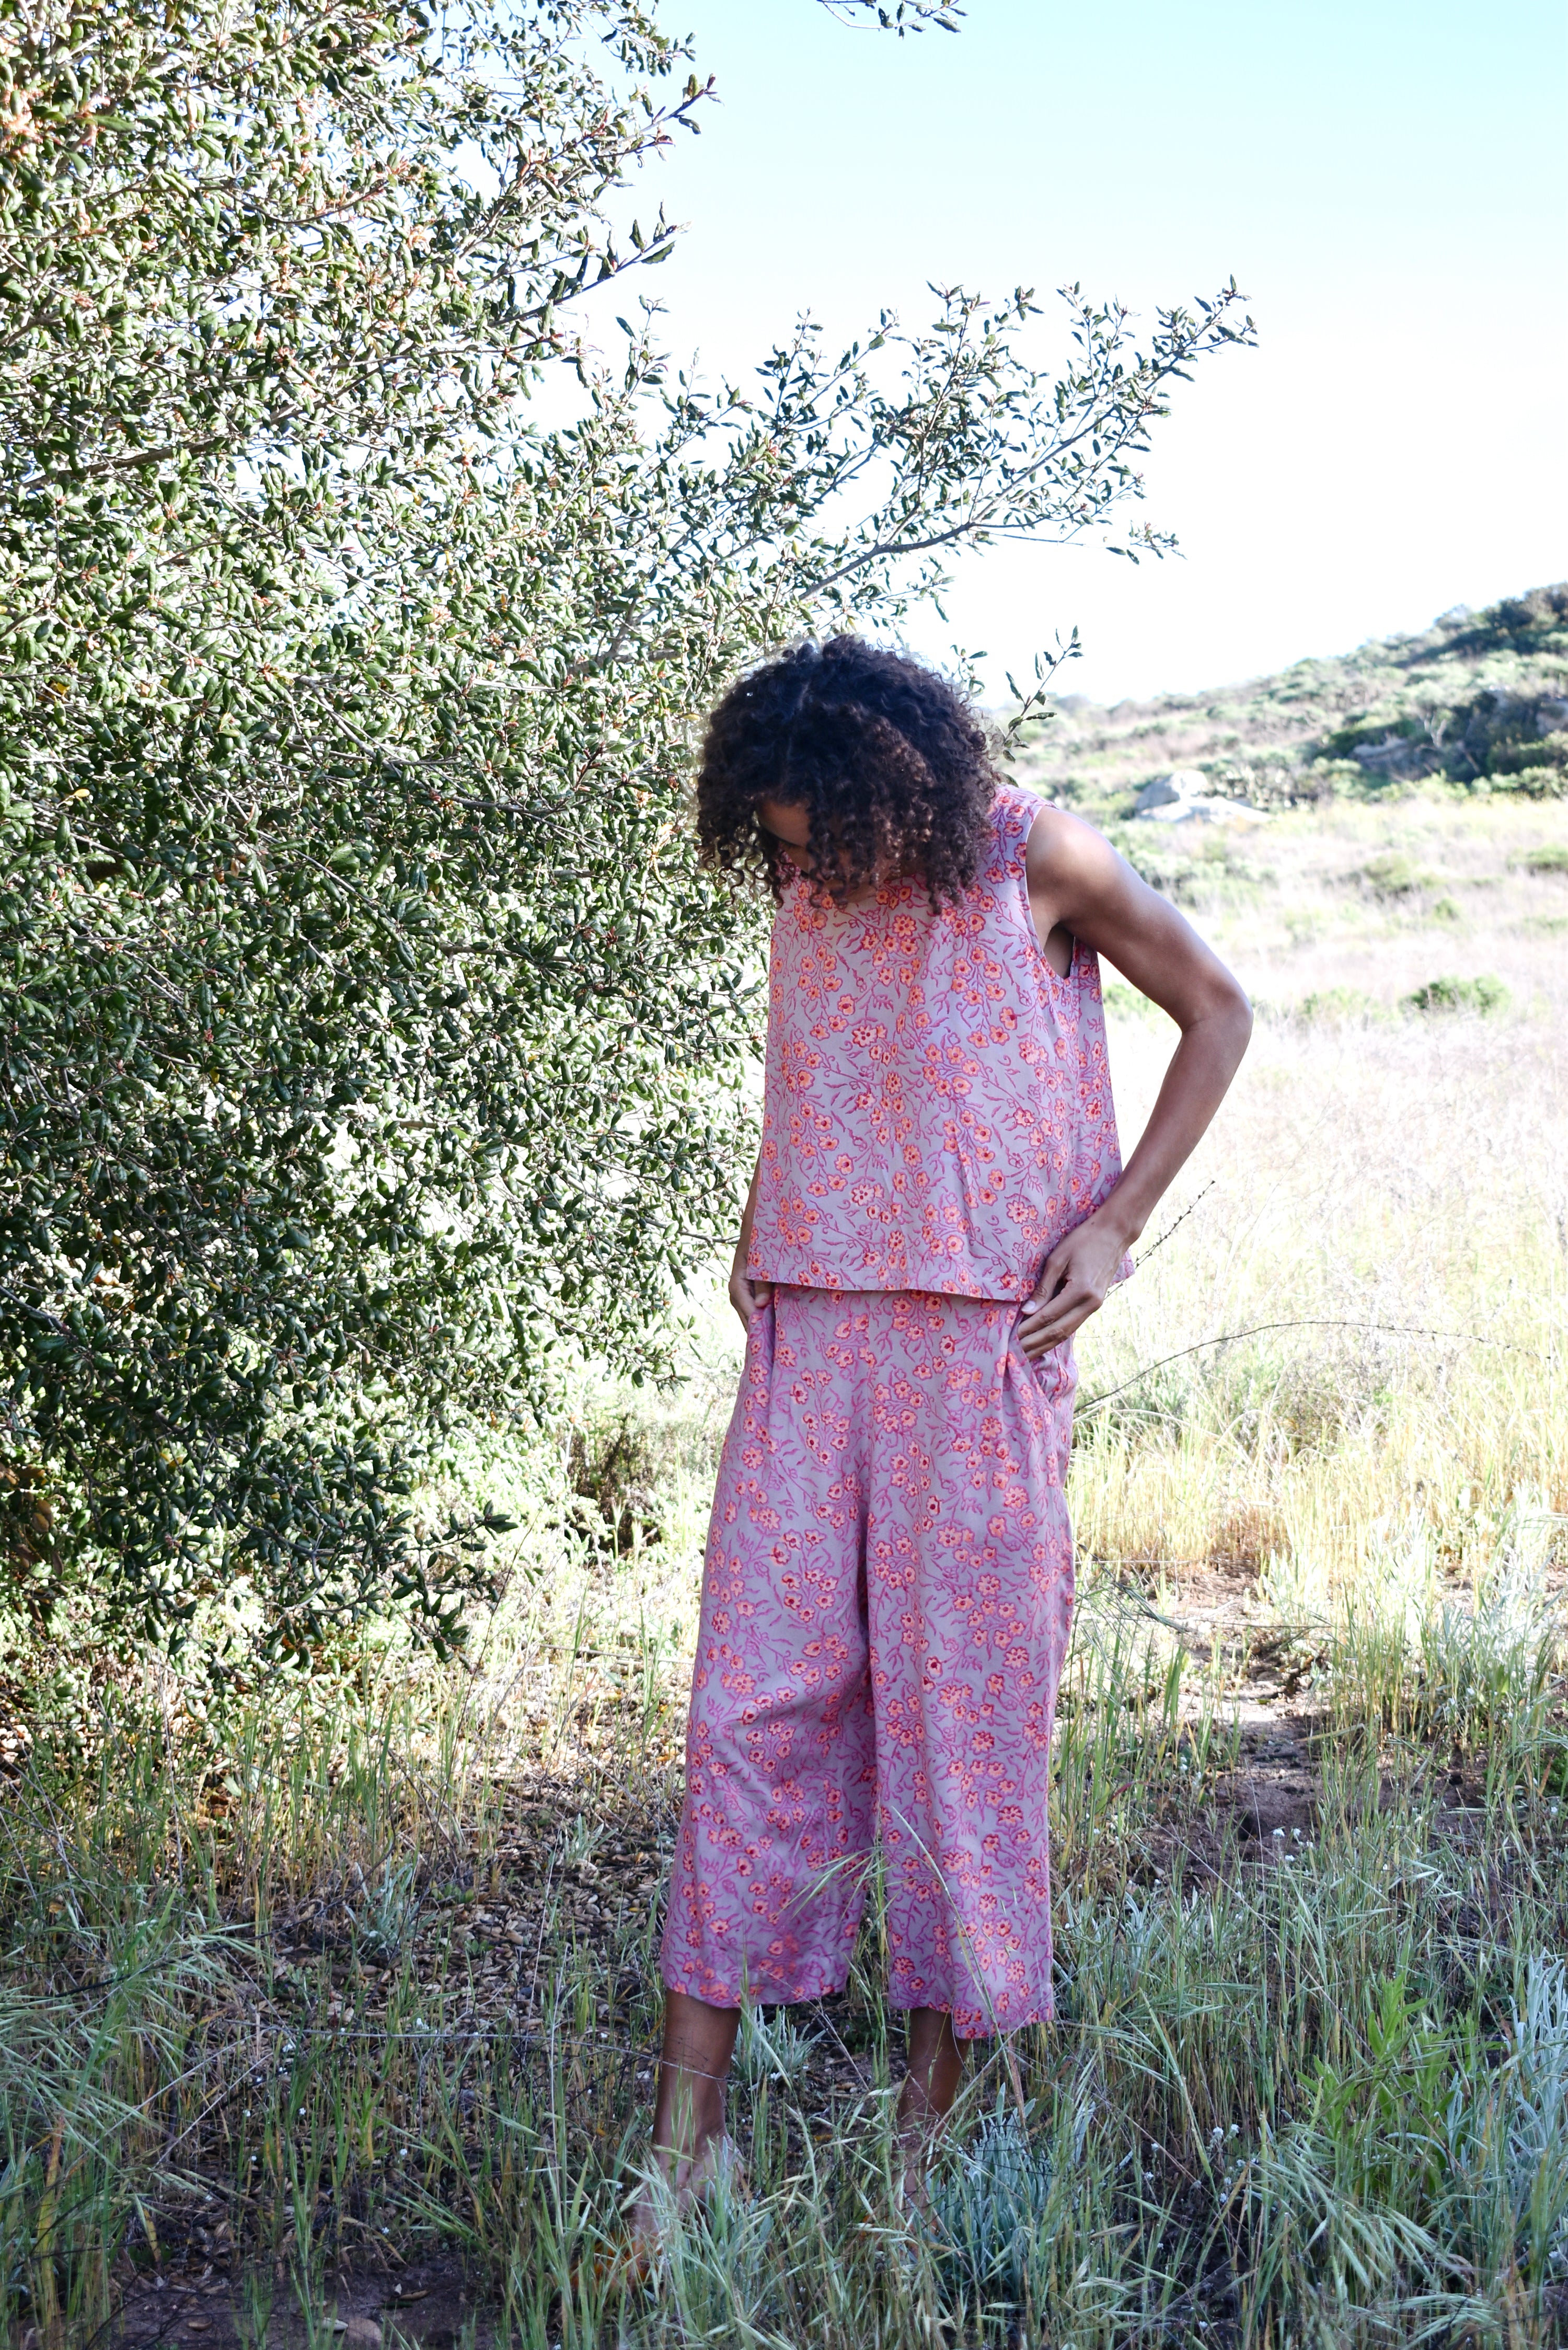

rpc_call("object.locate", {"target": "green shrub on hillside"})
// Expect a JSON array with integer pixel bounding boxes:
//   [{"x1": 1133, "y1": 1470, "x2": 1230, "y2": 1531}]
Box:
[
  {"x1": 1023, "y1": 583, "x2": 1568, "y2": 808},
  {"x1": 1320, "y1": 661, "x2": 1568, "y2": 793},
  {"x1": 1360, "y1": 854, "x2": 1439, "y2": 897},
  {"x1": 1404, "y1": 975, "x2": 1511, "y2": 1016}
]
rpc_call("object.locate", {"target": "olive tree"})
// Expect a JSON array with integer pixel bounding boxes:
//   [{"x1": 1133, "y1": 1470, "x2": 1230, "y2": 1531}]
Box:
[{"x1": 0, "y1": 0, "x2": 1252, "y2": 1665}]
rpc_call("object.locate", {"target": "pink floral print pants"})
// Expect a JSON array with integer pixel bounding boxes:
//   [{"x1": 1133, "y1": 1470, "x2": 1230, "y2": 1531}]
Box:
[{"x1": 660, "y1": 1285, "x2": 1076, "y2": 2038}]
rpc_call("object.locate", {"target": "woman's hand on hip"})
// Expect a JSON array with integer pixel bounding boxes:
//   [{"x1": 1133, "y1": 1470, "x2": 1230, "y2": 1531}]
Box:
[{"x1": 1018, "y1": 1212, "x2": 1127, "y2": 1357}]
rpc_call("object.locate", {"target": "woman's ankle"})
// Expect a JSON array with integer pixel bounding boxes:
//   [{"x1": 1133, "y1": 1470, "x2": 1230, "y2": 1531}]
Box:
[
  {"x1": 650, "y1": 1989, "x2": 741, "y2": 2186},
  {"x1": 896, "y1": 2005, "x2": 965, "y2": 2141},
  {"x1": 651, "y1": 2081, "x2": 727, "y2": 2178}
]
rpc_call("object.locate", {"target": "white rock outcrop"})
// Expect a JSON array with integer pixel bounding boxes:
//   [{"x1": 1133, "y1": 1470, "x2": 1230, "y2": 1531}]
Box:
[{"x1": 1133, "y1": 770, "x2": 1269, "y2": 826}]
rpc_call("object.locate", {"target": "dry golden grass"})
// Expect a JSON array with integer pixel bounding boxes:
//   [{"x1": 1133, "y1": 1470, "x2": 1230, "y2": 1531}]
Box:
[{"x1": 1071, "y1": 791, "x2": 1567, "y2": 1613}]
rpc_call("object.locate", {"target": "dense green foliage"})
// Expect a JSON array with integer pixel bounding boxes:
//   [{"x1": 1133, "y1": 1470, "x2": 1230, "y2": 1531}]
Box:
[{"x1": 0, "y1": 0, "x2": 1250, "y2": 1665}]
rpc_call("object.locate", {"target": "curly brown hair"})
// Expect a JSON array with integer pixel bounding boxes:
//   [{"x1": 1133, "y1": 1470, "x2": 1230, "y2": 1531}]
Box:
[{"x1": 695, "y1": 635, "x2": 999, "y2": 908}]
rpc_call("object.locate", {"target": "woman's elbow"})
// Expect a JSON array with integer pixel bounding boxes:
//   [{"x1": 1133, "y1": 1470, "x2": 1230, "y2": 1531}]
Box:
[
  {"x1": 1225, "y1": 982, "x2": 1254, "y2": 1069},
  {"x1": 1184, "y1": 975, "x2": 1253, "y2": 1064}
]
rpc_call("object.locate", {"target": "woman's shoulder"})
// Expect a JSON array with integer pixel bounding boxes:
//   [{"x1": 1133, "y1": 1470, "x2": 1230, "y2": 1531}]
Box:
[{"x1": 986, "y1": 781, "x2": 1051, "y2": 865}]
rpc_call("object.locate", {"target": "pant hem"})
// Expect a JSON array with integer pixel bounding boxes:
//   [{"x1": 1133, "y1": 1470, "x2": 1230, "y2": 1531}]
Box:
[
  {"x1": 885, "y1": 1990, "x2": 1056, "y2": 2040},
  {"x1": 658, "y1": 1964, "x2": 853, "y2": 2008}
]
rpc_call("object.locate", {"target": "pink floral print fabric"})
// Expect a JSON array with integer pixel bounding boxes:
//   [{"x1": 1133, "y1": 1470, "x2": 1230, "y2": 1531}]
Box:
[
  {"x1": 747, "y1": 785, "x2": 1127, "y2": 1303},
  {"x1": 660, "y1": 1284, "x2": 1076, "y2": 2037}
]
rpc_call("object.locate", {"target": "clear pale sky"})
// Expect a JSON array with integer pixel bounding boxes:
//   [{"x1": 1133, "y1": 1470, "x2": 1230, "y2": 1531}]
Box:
[{"x1": 615, "y1": 0, "x2": 1566, "y2": 704}]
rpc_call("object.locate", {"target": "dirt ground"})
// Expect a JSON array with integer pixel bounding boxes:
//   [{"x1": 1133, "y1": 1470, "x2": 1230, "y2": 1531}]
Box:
[{"x1": 107, "y1": 2260, "x2": 477, "y2": 2350}]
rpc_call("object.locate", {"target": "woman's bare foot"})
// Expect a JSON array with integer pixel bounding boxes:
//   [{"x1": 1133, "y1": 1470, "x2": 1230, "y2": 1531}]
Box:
[
  {"x1": 626, "y1": 1990, "x2": 741, "y2": 2251},
  {"x1": 627, "y1": 2131, "x2": 744, "y2": 2247}
]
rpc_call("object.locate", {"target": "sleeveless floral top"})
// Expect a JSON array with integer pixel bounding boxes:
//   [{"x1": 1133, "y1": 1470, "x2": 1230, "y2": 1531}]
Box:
[{"x1": 746, "y1": 786, "x2": 1130, "y2": 1303}]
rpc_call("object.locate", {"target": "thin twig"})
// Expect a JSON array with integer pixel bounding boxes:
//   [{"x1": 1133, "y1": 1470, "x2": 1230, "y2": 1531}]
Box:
[
  {"x1": 1133, "y1": 1181, "x2": 1215, "y2": 1269},
  {"x1": 1078, "y1": 1317, "x2": 1535, "y2": 1420}
]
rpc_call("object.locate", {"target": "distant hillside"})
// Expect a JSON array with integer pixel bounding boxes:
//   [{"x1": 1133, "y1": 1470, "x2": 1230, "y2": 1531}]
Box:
[{"x1": 1012, "y1": 583, "x2": 1568, "y2": 823}]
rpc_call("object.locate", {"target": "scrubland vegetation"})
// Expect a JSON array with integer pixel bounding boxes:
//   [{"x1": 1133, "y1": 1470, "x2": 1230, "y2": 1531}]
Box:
[
  {"x1": 4, "y1": 0, "x2": 1566, "y2": 2342},
  {"x1": 4, "y1": 740, "x2": 1566, "y2": 2347},
  {"x1": 1023, "y1": 583, "x2": 1567, "y2": 813}
]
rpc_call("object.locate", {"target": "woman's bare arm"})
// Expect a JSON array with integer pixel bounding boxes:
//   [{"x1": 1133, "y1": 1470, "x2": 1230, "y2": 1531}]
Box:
[
  {"x1": 1018, "y1": 805, "x2": 1252, "y2": 1358},
  {"x1": 729, "y1": 1150, "x2": 772, "y2": 1328}
]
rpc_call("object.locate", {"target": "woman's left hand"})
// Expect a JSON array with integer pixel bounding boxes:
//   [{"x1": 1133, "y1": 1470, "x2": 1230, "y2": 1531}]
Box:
[{"x1": 1018, "y1": 1211, "x2": 1130, "y2": 1358}]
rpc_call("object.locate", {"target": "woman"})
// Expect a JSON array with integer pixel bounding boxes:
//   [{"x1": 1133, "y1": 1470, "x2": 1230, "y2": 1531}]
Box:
[{"x1": 649, "y1": 634, "x2": 1251, "y2": 2202}]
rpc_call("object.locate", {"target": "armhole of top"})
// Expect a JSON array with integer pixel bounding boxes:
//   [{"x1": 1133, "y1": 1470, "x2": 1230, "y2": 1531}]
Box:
[
  {"x1": 1016, "y1": 794, "x2": 1083, "y2": 994},
  {"x1": 1005, "y1": 786, "x2": 1046, "y2": 870}
]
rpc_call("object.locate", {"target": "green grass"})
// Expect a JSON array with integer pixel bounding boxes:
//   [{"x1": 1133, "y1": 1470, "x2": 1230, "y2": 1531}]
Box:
[
  {"x1": 1295, "y1": 985, "x2": 1380, "y2": 1023},
  {"x1": 3, "y1": 1570, "x2": 1568, "y2": 2345},
  {"x1": 2, "y1": 777, "x2": 1567, "y2": 2346}
]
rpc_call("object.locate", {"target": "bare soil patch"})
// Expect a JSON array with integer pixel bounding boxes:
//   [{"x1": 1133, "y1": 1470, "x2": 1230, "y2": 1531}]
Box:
[{"x1": 110, "y1": 2257, "x2": 478, "y2": 2349}]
